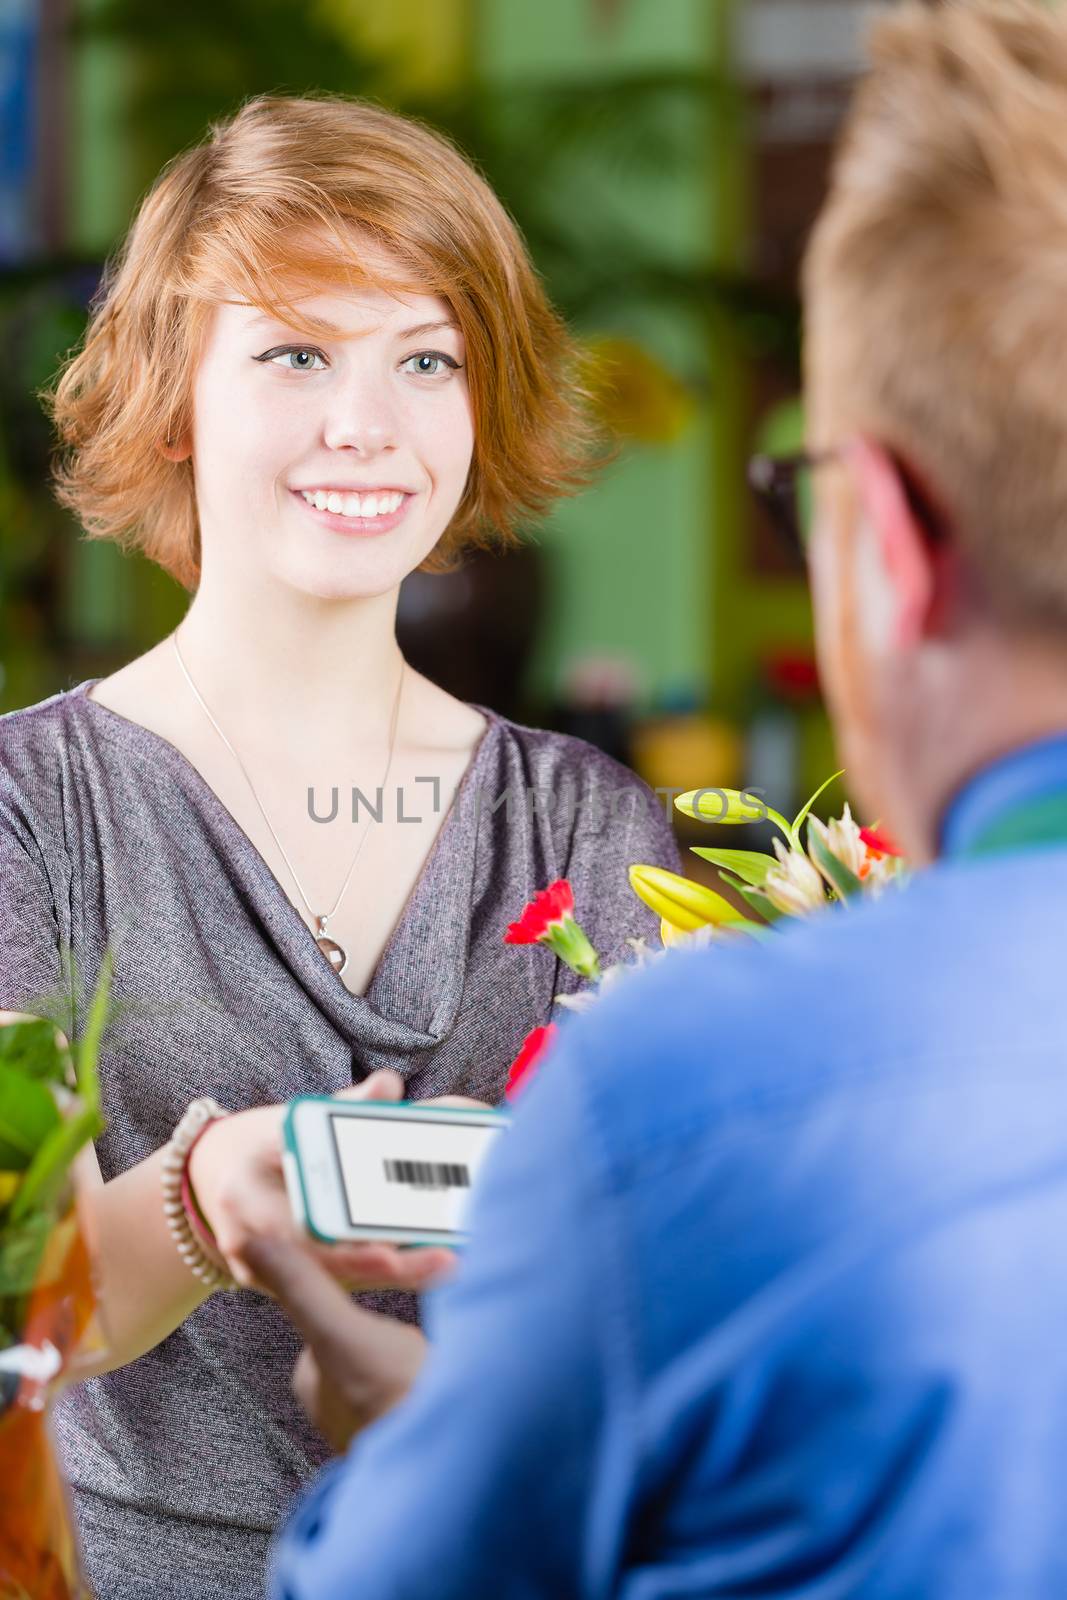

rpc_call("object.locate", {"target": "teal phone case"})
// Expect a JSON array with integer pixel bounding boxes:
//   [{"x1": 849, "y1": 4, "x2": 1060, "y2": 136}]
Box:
[{"x1": 282, "y1": 1095, "x2": 511, "y2": 1247}]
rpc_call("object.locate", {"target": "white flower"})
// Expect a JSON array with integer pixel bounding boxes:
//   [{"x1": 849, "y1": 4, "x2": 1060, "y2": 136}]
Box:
[
  {"x1": 764, "y1": 837, "x2": 827, "y2": 916},
  {"x1": 861, "y1": 852, "x2": 907, "y2": 898},
  {"x1": 808, "y1": 803, "x2": 866, "y2": 878}
]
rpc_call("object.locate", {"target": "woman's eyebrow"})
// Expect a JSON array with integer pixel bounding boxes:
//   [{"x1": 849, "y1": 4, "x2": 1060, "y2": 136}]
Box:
[
  {"x1": 396, "y1": 319, "x2": 461, "y2": 339},
  {"x1": 245, "y1": 311, "x2": 461, "y2": 340}
]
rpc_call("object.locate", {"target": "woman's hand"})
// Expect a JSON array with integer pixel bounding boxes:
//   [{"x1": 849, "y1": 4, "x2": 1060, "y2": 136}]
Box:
[{"x1": 188, "y1": 1069, "x2": 462, "y2": 1296}]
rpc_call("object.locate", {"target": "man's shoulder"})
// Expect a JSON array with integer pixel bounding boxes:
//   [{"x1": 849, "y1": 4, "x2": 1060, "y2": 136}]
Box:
[{"x1": 559, "y1": 849, "x2": 1067, "y2": 1167}]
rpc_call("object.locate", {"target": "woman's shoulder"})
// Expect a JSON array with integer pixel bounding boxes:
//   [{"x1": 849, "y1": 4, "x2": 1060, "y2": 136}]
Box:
[
  {"x1": 477, "y1": 704, "x2": 652, "y2": 789},
  {"x1": 475, "y1": 704, "x2": 679, "y2": 866},
  {"x1": 0, "y1": 682, "x2": 85, "y2": 789}
]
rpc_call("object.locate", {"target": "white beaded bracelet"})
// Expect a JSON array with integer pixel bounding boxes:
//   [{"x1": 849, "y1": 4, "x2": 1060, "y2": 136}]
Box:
[{"x1": 160, "y1": 1096, "x2": 238, "y2": 1293}]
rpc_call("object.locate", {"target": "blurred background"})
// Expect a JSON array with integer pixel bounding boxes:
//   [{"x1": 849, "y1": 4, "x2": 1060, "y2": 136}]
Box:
[{"x1": 0, "y1": 0, "x2": 881, "y2": 864}]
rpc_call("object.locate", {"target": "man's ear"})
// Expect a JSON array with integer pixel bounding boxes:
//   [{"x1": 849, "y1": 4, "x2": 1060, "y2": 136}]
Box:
[
  {"x1": 158, "y1": 434, "x2": 192, "y2": 463},
  {"x1": 846, "y1": 435, "x2": 936, "y2": 651}
]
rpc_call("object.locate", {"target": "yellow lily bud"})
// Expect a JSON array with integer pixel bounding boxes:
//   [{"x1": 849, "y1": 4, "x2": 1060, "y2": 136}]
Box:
[
  {"x1": 629, "y1": 864, "x2": 742, "y2": 931},
  {"x1": 674, "y1": 787, "x2": 769, "y2": 825},
  {"x1": 0, "y1": 1172, "x2": 21, "y2": 1207}
]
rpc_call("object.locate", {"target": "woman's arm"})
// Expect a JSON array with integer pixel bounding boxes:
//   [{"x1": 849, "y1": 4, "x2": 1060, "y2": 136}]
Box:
[
  {"x1": 65, "y1": 1079, "x2": 455, "y2": 1381},
  {"x1": 70, "y1": 1138, "x2": 214, "y2": 1379}
]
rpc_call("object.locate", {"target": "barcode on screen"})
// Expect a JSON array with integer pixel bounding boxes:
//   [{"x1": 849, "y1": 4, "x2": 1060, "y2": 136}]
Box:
[{"x1": 383, "y1": 1159, "x2": 472, "y2": 1191}]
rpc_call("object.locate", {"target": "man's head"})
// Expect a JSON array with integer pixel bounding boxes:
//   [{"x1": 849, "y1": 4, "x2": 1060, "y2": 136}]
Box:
[{"x1": 803, "y1": 0, "x2": 1067, "y2": 860}]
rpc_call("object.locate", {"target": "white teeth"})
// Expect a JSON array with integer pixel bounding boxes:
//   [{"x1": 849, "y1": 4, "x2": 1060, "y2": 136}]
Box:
[{"x1": 300, "y1": 490, "x2": 404, "y2": 519}]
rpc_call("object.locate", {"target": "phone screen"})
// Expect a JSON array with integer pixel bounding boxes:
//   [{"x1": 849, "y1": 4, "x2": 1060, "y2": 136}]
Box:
[{"x1": 329, "y1": 1111, "x2": 503, "y2": 1235}]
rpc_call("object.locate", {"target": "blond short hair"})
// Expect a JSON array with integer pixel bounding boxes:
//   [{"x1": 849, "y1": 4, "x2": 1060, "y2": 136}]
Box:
[
  {"x1": 44, "y1": 95, "x2": 599, "y2": 591},
  {"x1": 804, "y1": 0, "x2": 1067, "y2": 626}
]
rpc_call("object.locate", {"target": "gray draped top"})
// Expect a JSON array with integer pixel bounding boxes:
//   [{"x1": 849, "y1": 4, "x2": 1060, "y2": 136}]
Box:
[{"x1": 0, "y1": 678, "x2": 680, "y2": 1600}]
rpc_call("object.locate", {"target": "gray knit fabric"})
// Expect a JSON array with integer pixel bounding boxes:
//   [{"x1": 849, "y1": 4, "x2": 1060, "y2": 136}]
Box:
[{"x1": 0, "y1": 677, "x2": 681, "y2": 1600}]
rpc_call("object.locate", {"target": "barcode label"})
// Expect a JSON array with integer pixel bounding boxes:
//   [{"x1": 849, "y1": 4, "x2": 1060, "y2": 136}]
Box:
[{"x1": 384, "y1": 1159, "x2": 471, "y2": 1191}]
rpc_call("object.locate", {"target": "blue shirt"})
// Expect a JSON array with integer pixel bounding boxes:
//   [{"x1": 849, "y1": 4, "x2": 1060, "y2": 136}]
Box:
[{"x1": 271, "y1": 736, "x2": 1067, "y2": 1598}]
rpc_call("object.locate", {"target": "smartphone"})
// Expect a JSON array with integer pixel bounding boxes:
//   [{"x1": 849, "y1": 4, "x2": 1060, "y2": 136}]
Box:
[{"x1": 282, "y1": 1095, "x2": 511, "y2": 1247}]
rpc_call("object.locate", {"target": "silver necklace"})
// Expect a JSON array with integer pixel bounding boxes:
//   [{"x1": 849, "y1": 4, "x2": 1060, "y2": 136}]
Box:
[{"x1": 170, "y1": 627, "x2": 405, "y2": 980}]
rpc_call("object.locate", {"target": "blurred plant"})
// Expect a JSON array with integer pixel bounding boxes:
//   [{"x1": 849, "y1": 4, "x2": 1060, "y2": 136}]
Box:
[
  {"x1": 0, "y1": 952, "x2": 114, "y2": 1600},
  {"x1": 0, "y1": 952, "x2": 111, "y2": 1361}
]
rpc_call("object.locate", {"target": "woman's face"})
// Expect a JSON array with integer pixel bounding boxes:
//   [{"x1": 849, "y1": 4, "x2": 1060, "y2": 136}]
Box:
[{"x1": 183, "y1": 255, "x2": 474, "y2": 602}]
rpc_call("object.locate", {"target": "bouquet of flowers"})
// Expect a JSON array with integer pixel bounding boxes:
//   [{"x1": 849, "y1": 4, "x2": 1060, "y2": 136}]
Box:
[
  {"x1": 630, "y1": 771, "x2": 906, "y2": 943},
  {"x1": 0, "y1": 954, "x2": 112, "y2": 1600},
  {"x1": 502, "y1": 775, "x2": 906, "y2": 1099}
]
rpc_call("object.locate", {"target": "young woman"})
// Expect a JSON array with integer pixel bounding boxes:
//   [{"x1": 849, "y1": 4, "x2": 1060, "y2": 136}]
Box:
[{"x1": 0, "y1": 95, "x2": 679, "y2": 1599}]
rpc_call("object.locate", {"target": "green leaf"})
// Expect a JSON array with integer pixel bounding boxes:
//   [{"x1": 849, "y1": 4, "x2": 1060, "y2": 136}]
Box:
[
  {"x1": 730, "y1": 881, "x2": 786, "y2": 924},
  {"x1": 75, "y1": 949, "x2": 113, "y2": 1120},
  {"x1": 806, "y1": 820, "x2": 863, "y2": 901},
  {"x1": 9, "y1": 1103, "x2": 103, "y2": 1223},
  {"x1": 689, "y1": 845, "x2": 777, "y2": 888},
  {"x1": 0, "y1": 1067, "x2": 61, "y2": 1171},
  {"x1": 0, "y1": 1017, "x2": 70, "y2": 1086},
  {"x1": 0, "y1": 1210, "x2": 52, "y2": 1298},
  {"x1": 713, "y1": 917, "x2": 777, "y2": 943},
  {"x1": 789, "y1": 770, "x2": 845, "y2": 851}
]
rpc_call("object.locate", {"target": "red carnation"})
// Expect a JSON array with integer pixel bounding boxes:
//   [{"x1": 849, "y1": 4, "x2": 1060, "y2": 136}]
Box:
[
  {"x1": 503, "y1": 878, "x2": 601, "y2": 980},
  {"x1": 504, "y1": 880, "x2": 575, "y2": 945},
  {"x1": 504, "y1": 1023, "x2": 560, "y2": 1102}
]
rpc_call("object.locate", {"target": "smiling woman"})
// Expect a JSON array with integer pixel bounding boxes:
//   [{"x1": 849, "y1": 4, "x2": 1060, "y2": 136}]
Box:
[{"x1": 1, "y1": 94, "x2": 680, "y2": 1600}]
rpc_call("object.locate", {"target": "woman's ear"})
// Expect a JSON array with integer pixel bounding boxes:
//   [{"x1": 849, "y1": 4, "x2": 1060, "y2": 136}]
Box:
[
  {"x1": 846, "y1": 435, "x2": 937, "y2": 652},
  {"x1": 158, "y1": 433, "x2": 192, "y2": 463}
]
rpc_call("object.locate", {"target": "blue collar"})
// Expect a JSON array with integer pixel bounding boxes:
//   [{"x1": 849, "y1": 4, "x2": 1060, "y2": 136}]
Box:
[{"x1": 939, "y1": 731, "x2": 1067, "y2": 859}]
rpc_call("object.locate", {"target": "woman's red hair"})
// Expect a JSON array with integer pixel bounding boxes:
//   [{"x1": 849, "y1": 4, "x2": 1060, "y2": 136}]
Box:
[{"x1": 45, "y1": 94, "x2": 602, "y2": 590}]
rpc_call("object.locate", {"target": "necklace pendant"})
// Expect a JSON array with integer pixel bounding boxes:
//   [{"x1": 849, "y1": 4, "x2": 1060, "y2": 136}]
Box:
[{"x1": 314, "y1": 917, "x2": 348, "y2": 977}]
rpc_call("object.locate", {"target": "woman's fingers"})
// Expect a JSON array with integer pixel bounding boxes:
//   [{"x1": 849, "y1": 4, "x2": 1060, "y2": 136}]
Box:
[
  {"x1": 422, "y1": 1093, "x2": 493, "y2": 1111},
  {"x1": 312, "y1": 1240, "x2": 456, "y2": 1292},
  {"x1": 334, "y1": 1069, "x2": 405, "y2": 1103}
]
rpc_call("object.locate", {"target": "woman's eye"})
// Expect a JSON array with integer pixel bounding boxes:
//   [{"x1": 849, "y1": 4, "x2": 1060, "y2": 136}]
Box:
[
  {"x1": 258, "y1": 346, "x2": 328, "y2": 371},
  {"x1": 401, "y1": 351, "x2": 461, "y2": 378}
]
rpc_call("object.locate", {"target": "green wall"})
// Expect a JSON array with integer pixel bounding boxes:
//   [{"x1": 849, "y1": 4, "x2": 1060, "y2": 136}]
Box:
[{"x1": 475, "y1": 0, "x2": 730, "y2": 713}]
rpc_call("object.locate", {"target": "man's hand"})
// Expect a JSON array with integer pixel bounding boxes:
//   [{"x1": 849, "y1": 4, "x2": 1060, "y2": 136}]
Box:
[{"x1": 244, "y1": 1232, "x2": 439, "y2": 1452}]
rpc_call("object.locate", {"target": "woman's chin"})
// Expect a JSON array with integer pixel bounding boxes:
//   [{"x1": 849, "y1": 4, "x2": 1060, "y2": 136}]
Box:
[{"x1": 270, "y1": 557, "x2": 405, "y2": 603}]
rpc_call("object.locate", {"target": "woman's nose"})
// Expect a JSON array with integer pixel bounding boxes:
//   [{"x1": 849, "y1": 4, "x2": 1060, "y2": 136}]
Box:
[{"x1": 321, "y1": 378, "x2": 400, "y2": 455}]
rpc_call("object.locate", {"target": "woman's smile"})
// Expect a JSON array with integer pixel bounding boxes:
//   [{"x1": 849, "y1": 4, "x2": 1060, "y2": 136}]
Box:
[{"x1": 288, "y1": 485, "x2": 415, "y2": 537}]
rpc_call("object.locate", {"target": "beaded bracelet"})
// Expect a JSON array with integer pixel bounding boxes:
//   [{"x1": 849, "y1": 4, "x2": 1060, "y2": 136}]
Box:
[{"x1": 160, "y1": 1097, "x2": 238, "y2": 1293}]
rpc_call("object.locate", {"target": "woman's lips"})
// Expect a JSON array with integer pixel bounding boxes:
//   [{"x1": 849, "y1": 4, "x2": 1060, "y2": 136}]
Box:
[{"x1": 290, "y1": 489, "x2": 413, "y2": 537}]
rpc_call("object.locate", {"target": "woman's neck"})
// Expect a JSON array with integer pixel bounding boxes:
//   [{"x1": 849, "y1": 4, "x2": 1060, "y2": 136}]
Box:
[{"x1": 175, "y1": 581, "x2": 408, "y2": 764}]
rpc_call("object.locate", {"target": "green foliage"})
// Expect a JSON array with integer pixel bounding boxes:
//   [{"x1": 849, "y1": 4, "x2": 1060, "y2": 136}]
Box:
[
  {"x1": 688, "y1": 846, "x2": 777, "y2": 888},
  {"x1": 0, "y1": 953, "x2": 113, "y2": 1351}
]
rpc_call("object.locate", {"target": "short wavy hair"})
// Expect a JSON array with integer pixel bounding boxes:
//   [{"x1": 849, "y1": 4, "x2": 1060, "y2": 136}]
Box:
[
  {"x1": 805, "y1": 0, "x2": 1067, "y2": 629},
  {"x1": 45, "y1": 94, "x2": 601, "y2": 591}
]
